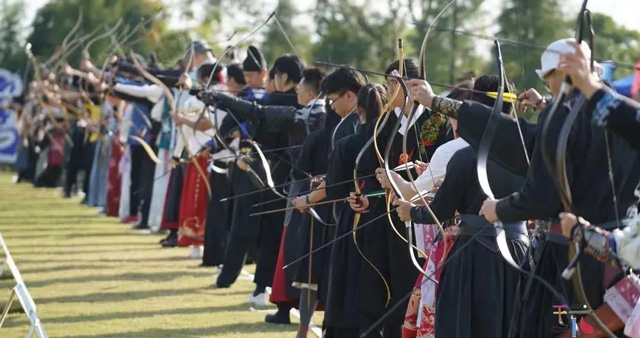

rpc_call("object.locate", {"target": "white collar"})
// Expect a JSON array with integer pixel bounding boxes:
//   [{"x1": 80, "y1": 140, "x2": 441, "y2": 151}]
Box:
[{"x1": 394, "y1": 104, "x2": 424, "y2": 136}]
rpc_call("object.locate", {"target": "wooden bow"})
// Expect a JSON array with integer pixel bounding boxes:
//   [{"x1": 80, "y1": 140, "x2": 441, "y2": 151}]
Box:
[{"x1": 129, "y1": 51, "x2": 212, "y2": 197}]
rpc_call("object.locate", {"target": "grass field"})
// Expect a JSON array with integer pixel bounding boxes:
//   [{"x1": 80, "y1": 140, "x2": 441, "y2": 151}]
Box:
[{"x1": 0, "y1": 172, "x2": 314, "y2": 338}]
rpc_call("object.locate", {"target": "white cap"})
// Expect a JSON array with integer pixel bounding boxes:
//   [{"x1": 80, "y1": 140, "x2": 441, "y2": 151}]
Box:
[{"x1": 536, "y1": 38, "x2": 604, "y2": 80}]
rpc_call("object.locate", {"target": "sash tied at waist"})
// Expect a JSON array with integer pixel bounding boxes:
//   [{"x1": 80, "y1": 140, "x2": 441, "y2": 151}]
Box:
[{"x1": 457, "y1": 214, "x2": 529, "y2": 252}]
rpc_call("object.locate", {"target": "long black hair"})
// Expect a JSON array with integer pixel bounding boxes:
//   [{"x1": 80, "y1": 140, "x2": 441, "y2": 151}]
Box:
[{"x1": 357, "y1": 83, "x2": 388, "y2": 137}]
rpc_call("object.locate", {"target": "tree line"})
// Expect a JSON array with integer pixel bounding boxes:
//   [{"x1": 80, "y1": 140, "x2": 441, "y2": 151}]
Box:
[{"x1": 1, "y1": 0, "x2": 638, "y2": 94}]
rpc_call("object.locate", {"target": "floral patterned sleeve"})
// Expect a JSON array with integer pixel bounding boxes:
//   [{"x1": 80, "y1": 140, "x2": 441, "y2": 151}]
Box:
[
  {"x1": 587, "y1": 88, "x2": 640, "y2": 150},
  {"x1": 431, "y1": 96, "x2": 462, "y2": 119},
  {"x1": 591, "y1": 89, "x2": 618, "y2": 127}
]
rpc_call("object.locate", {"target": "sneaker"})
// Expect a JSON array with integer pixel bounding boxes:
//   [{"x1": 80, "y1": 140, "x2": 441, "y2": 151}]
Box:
[
  {"x1": 189, "y1": 246, "x2": 202, "y2": 259},
  {"x1": 248, "y1": 292, "x2": 267, "y2": 307}
]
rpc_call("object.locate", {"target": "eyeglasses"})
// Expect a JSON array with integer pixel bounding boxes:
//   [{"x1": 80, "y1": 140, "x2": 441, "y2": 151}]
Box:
[
  {"x1": 328, "y1": 91, "x2": 347, "y2": 105},
  {"x1": 385, "y1": 78, "x2": 399, "y2": 88}
]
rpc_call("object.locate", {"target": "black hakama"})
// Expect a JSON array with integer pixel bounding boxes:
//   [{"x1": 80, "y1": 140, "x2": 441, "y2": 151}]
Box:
[
  {"x1": 292, "y1": 129, "x2": 332, "y2": 297},
  {"x1": 324, "y1": 128, "x2": 367, "y2": 336},
  {"x1": 410, "y1": 147, "x2": 529, "y2": 338},
  {"x1": 202, "y1": 161, "x2": 233, "y2": 266}
]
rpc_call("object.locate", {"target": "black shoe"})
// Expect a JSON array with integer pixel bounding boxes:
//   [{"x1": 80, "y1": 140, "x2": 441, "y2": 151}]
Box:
[
  {"x1": 161, "y1": 237, "x2": 178, "y2": 247},
  {"x1": 265, "y1": 311, "x2": 291, "y2": 325},
  {"x1": 160, "y1": 233, "x2": 177, "y2": 244},
  {"x1": 132, "y1": 222, "x2": 150, "y2": 230},
  {"x1": 212, "y1": 282, "x2": 230, "y2": 289},
  {"x1": 158, "y1": 233, "x2": 172, "y2": 243}
]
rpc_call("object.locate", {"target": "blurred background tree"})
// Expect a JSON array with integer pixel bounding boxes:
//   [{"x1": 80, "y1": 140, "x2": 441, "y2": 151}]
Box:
[
  {"x1": 261, "y1": 0, "x2": 313, "y2": 64},
  {"x1": 497, "y1": 0, "x2": 571, "y2": 93},
  {"x1": 0, "y1": 0, "x2": 28, "y2": 73},
  {"x1": 26, "y1": 0, "x2": 186, "y2": 68},
  {"x1": 588, "y1": 12, "x2": 640, "y2": 78},
  {"x1": 1, "y1": 0, "x2": 638, "y2": 102},
  {"x1": 406, "y1": 0, "x2": 486, "y2": 86},
  {"x1": 312, "y1": 0, "x2": 409, "y2": 73}
]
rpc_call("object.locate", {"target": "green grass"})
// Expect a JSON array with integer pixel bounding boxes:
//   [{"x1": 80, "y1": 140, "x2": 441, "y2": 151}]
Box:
[{"x1": 0, "y1": 172, "x2": 311, "y2": 337}]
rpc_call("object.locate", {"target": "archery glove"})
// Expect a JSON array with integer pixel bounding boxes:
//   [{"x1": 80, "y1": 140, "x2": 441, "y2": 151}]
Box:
[{"x1": 198, "y1": 90, "x2": 228, "y2": 107}]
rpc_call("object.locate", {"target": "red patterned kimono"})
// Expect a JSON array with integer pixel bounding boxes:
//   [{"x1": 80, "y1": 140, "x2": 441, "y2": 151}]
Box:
[
  {"x1": 269, "y1": 228, "x2": 296, "y2": 305},
  {"x1": 177, "y1": 155, "x2": 209, "y2": 247},
  {"x1": 403, "y1": 224, "x2": 457, "y2": 338},
  {"x1": 106, "y1": 134, "x2": 124, "y2": 217}
]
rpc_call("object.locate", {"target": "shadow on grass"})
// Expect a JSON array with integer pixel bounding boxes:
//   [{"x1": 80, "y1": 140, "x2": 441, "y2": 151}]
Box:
[
  {"x1": 0, "y1": 314, "x2": 29, "y2": 329},
  {"x1": 2, "y1": 232, "x2": 147, "y2": 241},
  {"x1": 28, "y1": 270, "x2": 213, "y2": 288},
  {"x1": 9, "y1": 247, "x2": 162, "y2": 256},
  {"x1": 43, "y1": 303, "x2": 257, "y2": 324},
  {"x1": 19, "y1": 264, "x2": 107, "y2": 274},
  {"x1": 15, "y1": 256, "x2": 200, "y2": 264},
  {"x1": 0, "y1": 215, "x2": 99, "y2": 221},
  {"x1": 37, "y1": 287, "x2": 204, "y2": 304},
  {"x1": 0, "y1": 226, "x2": 110, "y2": 234},
  {"x1": 62, "y1": 322, "x2": 293, "y2": 338},
  {"x1": 7, "y1": 239, "x2": 159, "y2": 249}
]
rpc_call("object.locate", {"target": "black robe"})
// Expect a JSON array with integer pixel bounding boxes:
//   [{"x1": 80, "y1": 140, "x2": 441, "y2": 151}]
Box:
[
  {"x1": 587, "y1": 88, "x2": 640, "y2": 150},
  {"x1": 220, "y1": 89, "x2": 301, "y2": 239},
  {"x1": 324, "y1": 108, "x2": 448, "y2": 337},
  {"x1": 452, "y1": 92, "x2": 640, "y2": 337},
  {"x1": 324, "y1": 127, "x2": 368, "y2": 334},
  {"x1": 202, "y1": 159, "x2": 232, "y2": 266},
  {"x1": 322, "y1": 114, "x2": 364, "y2": 336},
  {"x1": 291, "y1": 129, "x2": 332, "y2": 298},
  {"x1": 354, "y1": 108, "x2": 446, "y2": 338},
  {"x1": 411, "y1": 147, "x2": 528, "y2": 338}
]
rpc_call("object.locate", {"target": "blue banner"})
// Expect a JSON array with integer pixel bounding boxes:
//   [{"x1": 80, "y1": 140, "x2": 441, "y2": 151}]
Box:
[
  {"x1": 0, "y1": 69, "x2": 23, "y2": 164},
  {"x1": 0, "y1": 106, "x2": 18, "y2": 164}
]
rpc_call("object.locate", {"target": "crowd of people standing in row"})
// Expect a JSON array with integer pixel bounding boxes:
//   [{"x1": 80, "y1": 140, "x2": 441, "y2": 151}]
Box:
[{"x1": 12, "y1": 29, "x2": 640, "y2": 338}]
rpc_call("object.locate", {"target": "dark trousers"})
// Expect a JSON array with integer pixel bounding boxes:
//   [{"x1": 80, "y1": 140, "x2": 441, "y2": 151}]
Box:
[
  {"x1": 64, "y1": 127, "x2": 87, "y2": 196},
  {"x1": 203, "y1": 169, "x2": 232, "y2": 266},
  {"x1": 82, "y1": 142, "x2": 96, "y2": 195},
  {"x1": 35, "y1": 166, "x2": 62, "y2": 187},
  {"x1": 17, "y1": 145, "x2": 37, "y2": 183},
  {"x1": 254, "y1": 211, "x2": 284, "y2": 287},
  {"x1": 129, "y1": 146, "x2": 143, "y2": 216},
  {"x1": 139, "y1": 147, "x2": 156, "y2": 225},
  {"x1": 216, "y1": 236, "x2": 256, "y2": 287},
  {"x1": 129, "y1": 145, "x2": 156, "y2": 224},
  {"x1": 64, "y1": 160, "x2": 81, "y2": 195}
]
